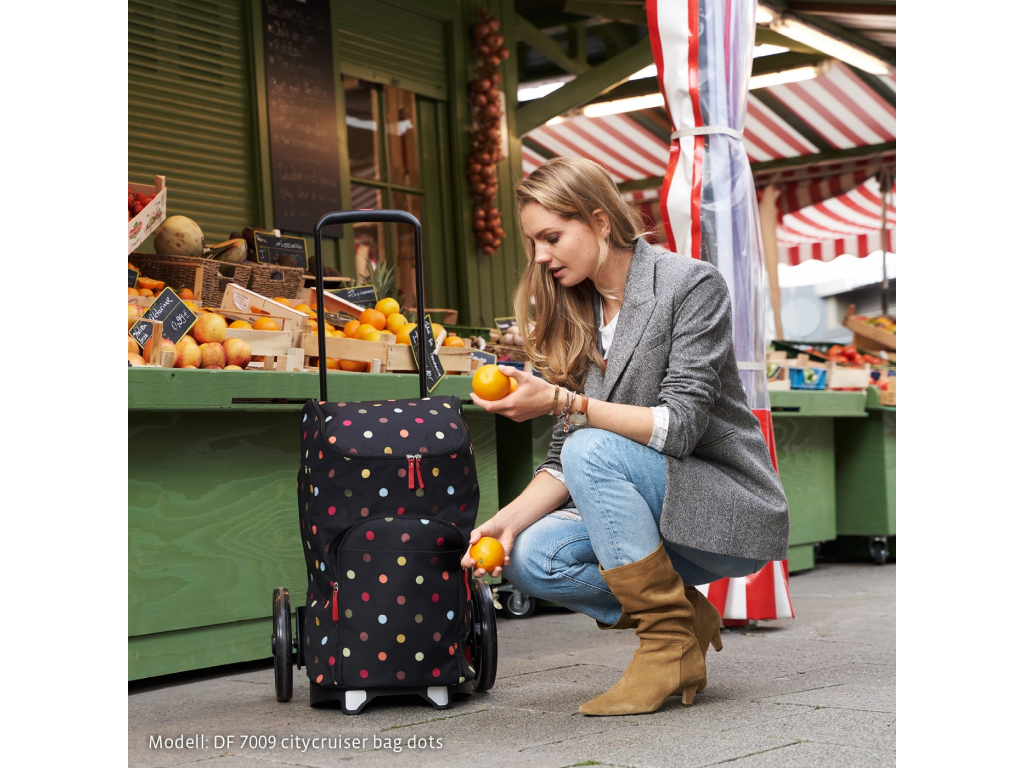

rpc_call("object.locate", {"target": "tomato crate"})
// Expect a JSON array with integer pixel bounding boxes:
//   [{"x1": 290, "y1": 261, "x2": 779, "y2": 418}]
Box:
[
  {"x1": 842, "y1": 304, "x2": 896, "y2": 352},
  {"x1": 128, "y1": 175, "x2": 167, "y2": 254}
]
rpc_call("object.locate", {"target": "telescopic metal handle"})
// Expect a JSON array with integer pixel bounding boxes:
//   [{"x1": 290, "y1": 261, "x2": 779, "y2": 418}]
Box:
[{"x1": 312, "y1": 210, "x2": 427, "y2": 401}]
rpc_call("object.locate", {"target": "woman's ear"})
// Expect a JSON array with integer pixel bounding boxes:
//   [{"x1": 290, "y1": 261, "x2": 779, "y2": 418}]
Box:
[{"x1": 592, "y1": 209, "x2": 611, "y2": 239}]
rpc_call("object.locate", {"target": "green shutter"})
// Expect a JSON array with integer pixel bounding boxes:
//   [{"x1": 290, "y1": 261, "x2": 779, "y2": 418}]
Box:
[
  {"x1": 334, "y1": 0, "x2": 449, "y2": 101},
  {"x1": 128, "y1": 0, "x2": 257, "y2": 245}
]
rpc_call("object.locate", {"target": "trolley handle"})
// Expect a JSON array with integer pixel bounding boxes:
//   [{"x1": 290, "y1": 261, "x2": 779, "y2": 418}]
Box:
[{"x1": 313, "y1": 210, "x2": 427, "y2": 401}]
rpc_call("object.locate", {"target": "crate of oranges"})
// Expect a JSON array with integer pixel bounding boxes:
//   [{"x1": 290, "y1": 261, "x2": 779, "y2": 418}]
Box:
[{"x1": 290, "y1": 296, "x2": 477, "y2": 374}]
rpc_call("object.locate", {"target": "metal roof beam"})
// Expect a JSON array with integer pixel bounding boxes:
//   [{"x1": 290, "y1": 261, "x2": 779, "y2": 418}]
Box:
[
  {"x1": 515, "y1": 13, "x2": 592, "y2": 76},
  {"x1": 751, "y1": 140, "x2": 897, "y2": 175},
  {"x1": 516, "y1": 36, "x2": 653, "y2": 135},
  {"x1": 789, "y1": 12, "x2": 896, "y2": 66},
  {"x1": 562, "y1": 0, "x2": 647, "y2": 26}
]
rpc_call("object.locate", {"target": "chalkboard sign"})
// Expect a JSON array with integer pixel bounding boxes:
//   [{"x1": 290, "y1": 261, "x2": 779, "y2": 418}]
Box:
[
  {"x1": 253, "y1": 232, "x2": 309, "y2": 269},
  {"x1": 262, "y1": 0, "x2": 343, "y2": 235},
  {"x1": 495, "y1": 316, "x2": 517, "y2": 333},
  {"x1": 327, "y1": 284, "x2": 377, "y2": 310},
  {"x1": 408, "y1": 314, "x2": 446, "y2": 394},
  {"x1": 129, "y1": 288, "x2": 198, "y2": 348},
  {"x1": 468, "y1": 349, "x2": 497, "y2": 367},
  {"x1": 129, "y1": 268, "x2": 139, "y2": 288}
]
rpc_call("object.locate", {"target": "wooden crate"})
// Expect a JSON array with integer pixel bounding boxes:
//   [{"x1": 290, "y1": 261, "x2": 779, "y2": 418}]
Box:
[
  {"x1": 128, "y1": 175, "x2": 167, "y2": 254},
  {"x1": 299, "y1": 333, "x2": 480, "y2": 375},
  {"x1": 827, "y1": 361, "x2": 873, "y2": 390},
  {"x1": 842, "y1": 305, "x2": 895, "y2": 351}
]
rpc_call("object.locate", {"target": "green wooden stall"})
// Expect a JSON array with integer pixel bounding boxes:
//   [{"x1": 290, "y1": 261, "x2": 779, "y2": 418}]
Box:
[
  {"x1": 828, "y1": 386, "x2": 896, "y2": 564},
  {"x1": 128, "y1": 368, "x2": 500, "y2": 681}
]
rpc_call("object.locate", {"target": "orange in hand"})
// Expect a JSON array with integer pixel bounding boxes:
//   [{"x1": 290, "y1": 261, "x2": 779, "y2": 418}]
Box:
[
  {"x1": 472, "y1": 364, "x2": 511, "y2": 401},
  {"x1": 469, "y1": 537, "x2": 505, "y2": 572}
]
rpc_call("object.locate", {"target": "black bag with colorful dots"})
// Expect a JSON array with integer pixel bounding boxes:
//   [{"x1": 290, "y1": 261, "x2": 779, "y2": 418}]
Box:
[{"x1": 297, "y1": 394, "x2": 480, "y2": 693}]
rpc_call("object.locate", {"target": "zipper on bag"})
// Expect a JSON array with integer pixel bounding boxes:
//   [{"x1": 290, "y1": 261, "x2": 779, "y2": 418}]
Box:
[
  {"x1": 332, "y1": 581, "x2": 339, "y2": 622},
  {"x1": 415, "y1": 454, "x2": 425, "y2": 489},
  {"x1": 406, "y1": 455, "x2": 416, "y2": 489}
]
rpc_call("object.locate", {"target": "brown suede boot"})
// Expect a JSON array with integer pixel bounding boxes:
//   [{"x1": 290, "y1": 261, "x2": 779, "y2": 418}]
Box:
[
  {"x1": 595, "y1": 588, "x2": 723, "y2": 692},
  {"x1": 686, "y1": 586, "x2": 723, "y2": 692},
  {"x1": 579, "y1": 543, "x2": 705, "y2": 716}
]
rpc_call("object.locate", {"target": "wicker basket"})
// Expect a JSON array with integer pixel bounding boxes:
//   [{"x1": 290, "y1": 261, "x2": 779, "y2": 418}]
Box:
[
  {"x1": 130, "y1": 253, "x2": 252, "y2": 306},
  {"x1": 247, "y1": 262, "x2": 307, "y2": 300}
]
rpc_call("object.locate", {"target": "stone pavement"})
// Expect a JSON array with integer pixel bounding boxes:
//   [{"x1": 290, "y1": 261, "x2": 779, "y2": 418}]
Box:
[{"x1": 128, "y1": 561, "x2": 895, "y2": 767}]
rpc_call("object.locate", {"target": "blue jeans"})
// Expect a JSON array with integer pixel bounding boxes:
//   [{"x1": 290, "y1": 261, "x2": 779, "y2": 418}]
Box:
[{"x1": 502, "y1": 428, "x2": 769, "y2": 626}]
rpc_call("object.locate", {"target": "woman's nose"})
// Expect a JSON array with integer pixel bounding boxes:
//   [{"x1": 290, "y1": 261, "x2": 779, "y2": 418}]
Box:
[{"x1": 534, "y1": 247, "x2": 550, "y2": 264}]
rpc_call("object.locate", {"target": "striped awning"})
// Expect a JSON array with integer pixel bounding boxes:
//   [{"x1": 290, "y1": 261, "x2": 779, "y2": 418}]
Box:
[
  {"x1": 520, "y1": 62, "x2": 895, "y2": 259},
  {"x1": 776, "y1": 176, "x2": 895, "y2": 264}
]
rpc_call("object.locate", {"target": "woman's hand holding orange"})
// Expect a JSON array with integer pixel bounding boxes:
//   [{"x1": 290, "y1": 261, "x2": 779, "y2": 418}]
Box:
[
  {"x1": 461, "y1": 518, "x2": 516, "y2": 578},
  {"x1": 469, "y1": 365, "x2": 554, "y2": 422}
]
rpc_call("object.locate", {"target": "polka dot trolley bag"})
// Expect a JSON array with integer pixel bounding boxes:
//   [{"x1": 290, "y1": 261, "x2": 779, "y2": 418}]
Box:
[{"x1": 272, "y1": 210, "x2": 498, "y2": 714}]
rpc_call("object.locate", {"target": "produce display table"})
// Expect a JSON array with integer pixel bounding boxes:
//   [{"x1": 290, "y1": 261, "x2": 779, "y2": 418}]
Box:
[
  {"x1": 830, "y1": 386, "x2": 896, "y2": 564},
  {"x1": 128, "y1": 368, "x2": 499, "y2": 681},
  {"x1": 770, "y1": 389, "x2": 868, "y2": 573}
]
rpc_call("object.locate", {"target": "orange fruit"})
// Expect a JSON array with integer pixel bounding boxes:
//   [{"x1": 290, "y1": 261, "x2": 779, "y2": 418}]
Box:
[
  {"x1": 252, "y1": 317, "x2": 281, "y2": 331},
  {"x1": 472, "y1": 364, "x2": 511, "y2": 401},
  {"x1": 272, "y1": 297, "x2": 292, "y2": 306},
  {"x1": 509, "y1": 377, "x2": 518, "y2": 393},
  {"x1": 385, "y1": 312, "x2": 409, "y2": 334},
  {"x1": 128, "y1": 287, "x2": 139, "y2": 297},
  {"x1": 431, "y1": 323, "x2": 445, "y2": 341},
  {"x1": 396, "y1": 322, "x2": 417, "y2": 346},
  {"x1": 359, "y1": 308, "x2": 386, "y2": 331},
  {"x1": 294, "y1": 303, "x2": 315, "y2": 317},
  {"x1": 364, "y1": 329, "x2": 382, "y2": 342},
  {"x1": 375, "y1": 297, "x2": 400, "y2": 317},
  {"x1": 137, "y1": 288, "x2": 154, "y2": 297},
  {"x1": 178, "y1": 288, "x2": 194, "y2": 300},
  {"x1": 443, "y1": 336, "x2": 465, "y2": 348},
  {"x1": 325, "y1": 358, "x2": 342, "y2": 370},
  {"x1": 343, "y1": 320, "x2": 361, "y2": 338},
  {"x1": 229, "y1": 320, "x2": 252, "y2": 330},
  {"x1": 308, "y1": 320, "x2": 319, "y2": 334},
  {"x1": 355, "y1": 323, "x2": 380, "y2": 341},
  {"x1": 469, "y1": 537, "x2": 505, "y2": 572},
  {"x1": 341, "y1": 360, "x2": 369, "y2": 372}
]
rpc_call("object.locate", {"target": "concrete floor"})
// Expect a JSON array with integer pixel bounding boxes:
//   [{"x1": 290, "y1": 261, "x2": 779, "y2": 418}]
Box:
[{"x1": 129, "y1": 561, "x2": 895, "y2": 767}]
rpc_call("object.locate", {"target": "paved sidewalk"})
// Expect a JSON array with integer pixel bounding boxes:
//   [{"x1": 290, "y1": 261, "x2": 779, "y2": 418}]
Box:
[{"x1": 129, "y1": 562, "x2": 895, "y2": 767}]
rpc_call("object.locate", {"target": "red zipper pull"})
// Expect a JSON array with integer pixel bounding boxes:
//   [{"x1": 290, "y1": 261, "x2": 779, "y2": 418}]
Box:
[
  {"x1": 407, "y1": 455, "x2": 415, "y2": 490},
  {"x1": 415, "y1": 454, "x2": 425, "y2": 489},
  {"x1": 332, "y1": 582, "x2": 339, "y2": 622}
]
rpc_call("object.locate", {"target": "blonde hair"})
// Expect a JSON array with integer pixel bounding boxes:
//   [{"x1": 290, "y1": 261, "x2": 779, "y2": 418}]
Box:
[{"x1": 513, "y1": 157, "x2": 648, "y2": 390}]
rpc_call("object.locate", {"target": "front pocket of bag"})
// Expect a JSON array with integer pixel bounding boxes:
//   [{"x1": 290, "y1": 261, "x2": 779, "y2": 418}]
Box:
[{"x1": 334, "y1": 516, "x2": 469, "y2": 689}]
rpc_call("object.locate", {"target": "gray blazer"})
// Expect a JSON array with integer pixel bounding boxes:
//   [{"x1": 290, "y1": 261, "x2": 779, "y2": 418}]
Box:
[{"x1": 537, "y1": 238, "x2": 790, "y2": 561}]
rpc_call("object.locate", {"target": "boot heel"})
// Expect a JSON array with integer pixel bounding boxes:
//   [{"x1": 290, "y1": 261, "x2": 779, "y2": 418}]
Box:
[
  {"x1": 680, "y1": 682, "x2": 699, "y2": 706},
  {"x1": 711, "y1": 628, "x2": 723, "y2": 652}
]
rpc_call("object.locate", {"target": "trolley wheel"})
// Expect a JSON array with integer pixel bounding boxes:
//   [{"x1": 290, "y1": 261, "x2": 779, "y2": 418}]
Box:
[
  {"x1": 502, "y1": 587, "x2": 536, "y2": 619},
  {"x1": 272, "y1": 588, "x2": 293, "y2": 702},
  {"x1": 869, "y1": 537, "x2": 889, "y2": 565},
  {"x1": 470, "y1": 578, "x2": 498, "y2": 692}
]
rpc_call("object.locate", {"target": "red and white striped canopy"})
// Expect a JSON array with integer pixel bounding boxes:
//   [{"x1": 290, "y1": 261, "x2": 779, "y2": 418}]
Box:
[
  {"x1": 521, "y1": 61, "x2": 896, "y2": 261},
  {"x1": 776, "y1": 176, "x2": 895, "y2": 264}
]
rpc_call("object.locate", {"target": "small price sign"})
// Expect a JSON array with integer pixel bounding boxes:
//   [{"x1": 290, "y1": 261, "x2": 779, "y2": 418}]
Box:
[
  {"x1": 468, "y1": 349, "x2": 497, "y2": 367},
  {"x1": 408, "y1": 314, "x2": 446, "y2": 394},
  {"x1": 129, "y1": 287, "x2": 198, "y2": 348},
  {"x1": 253, "y1": 232, "x2": 309, "y2": 269},
  {"x1": 495, "y1": 316, "x2": 517, "y2": 334},
  {"x1": 129, "y1": 268, "x2": 140, "y2": 288},
  {"x1": 327, "y1": 284, "x2": 377, "y2": 310}
]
